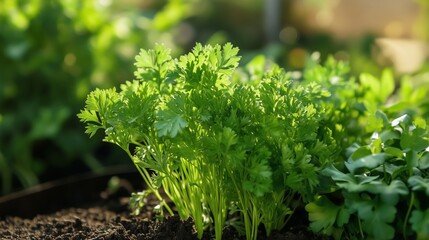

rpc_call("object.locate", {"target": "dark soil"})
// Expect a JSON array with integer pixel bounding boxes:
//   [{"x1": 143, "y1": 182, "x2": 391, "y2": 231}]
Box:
[{"x1": 0, "y1": 170, "x2": 331, "y2": 240}]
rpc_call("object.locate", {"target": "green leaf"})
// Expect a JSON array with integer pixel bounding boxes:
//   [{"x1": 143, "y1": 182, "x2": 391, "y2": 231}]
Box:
[
  {"x1": 361, "y1": 203, "x2": 396, "y2": 240},
  {"x1": 129, "y1": 190, "x2": 152, "y2": 216},
  {"x1": 78, "y1": 88, "x2": 119, "y2": 137},
  {"x1": 219, "y1": 42, "x2": 240, "y2": 73},
  {"x1": 419, "y1": 152, "x2": 429, "y2": 169},
  {"x1": 410, "y1": 209, "x2": 429, "y2": 240},
  {"x1": 383, "y1": 147, "x2": 403, "y2": 158},
  {"x1": 371, "y1": 180, "x2": 408, "y2": 204},
  {"x1": 380, "y1": 69, "x2": 395, "y2": 102},
  {"x1": 360, "y1": 72, "x2": 380, "y2": 101},
  {"x1": 337, "y1": 207, "x2": 350, "y2": 227},
  {"x1": 245, "y1": 55, "x2": 266, "y2": 81},
  {"x1": 322, "y1": 165, "x2": 354, "y2": 182},
  {"x1": 348, "y1": 197, "x2": 396, "y2": 240},
  {"x1": 78, "y1": 109, "x2": 100, "y2": 124},
  {"x1": 134, "y1": 44, "x2": 173, "y2": 85},
  {"x1": 243, "y1": 149, "x2": 272, "y2": 197},
  {"x1": 350, "y1": 146, "x2": 372, "y2": 160},
  {"x1": 322, "y1": 165, "x2": 379, "y2": 192},
  {"x1": 400, "y1": 128, "x2": 429, "y2": 152},
  {"x1": 155, "y1": 94, "x2": 189, "y2": 138},
  {"x1": 345, "y1": 153, "x2": 390, "y2": 174},
  {"x1": 155, "y1": 110, "x2": 188, "y2": 138},
  {"x1": 306, "y1": 196, "x2": 347, "y2": 233},
  {"x1": 408, "y1": 176, "x2": 429, "y2": 196},
  {"x1": 219, "y1": 127, "x2": 238, "y2": 151}
]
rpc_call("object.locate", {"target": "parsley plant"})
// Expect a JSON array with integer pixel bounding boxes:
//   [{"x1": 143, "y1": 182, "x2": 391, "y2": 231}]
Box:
[{"x1": 79, "y1": 43, "x2": 360, "y2": 240}]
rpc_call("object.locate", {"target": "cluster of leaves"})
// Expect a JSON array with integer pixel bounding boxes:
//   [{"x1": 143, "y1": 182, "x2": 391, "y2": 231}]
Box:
[
  {"x1": 306, "y1": 112, "x2": 429, "y2": 240},
  {"x1": 0, "y1": 0, "x2": 193, "y2": 194},
  {"x1": 79, "y1": 41, "x2": 429, "y2": 239},
  {"x1": 304, "y1": 54, "x2": 429, "y2": 240},
  {"x1": 79, "y1": 43, "x2": 361, "y2": 240}
]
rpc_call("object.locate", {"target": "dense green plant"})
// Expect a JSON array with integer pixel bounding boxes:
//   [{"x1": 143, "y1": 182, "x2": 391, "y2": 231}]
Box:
[
  {"x1": 78, "y1": 42, "x2": 365, "y2": 239},
  {"x1": 304, "y1": 60, "x2": 429, "y2": 240},
  {"x1": 0, "y1": 0, "x2": 191, "y2": 194},
  {"x1": 306, "y1": 112, "x2": 429, "y2": 240}
]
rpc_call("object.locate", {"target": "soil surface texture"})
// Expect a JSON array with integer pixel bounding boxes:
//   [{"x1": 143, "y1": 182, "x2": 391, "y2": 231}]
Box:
[{"x1": 0, "y1": 173, "x2": 330, "y2": 240}]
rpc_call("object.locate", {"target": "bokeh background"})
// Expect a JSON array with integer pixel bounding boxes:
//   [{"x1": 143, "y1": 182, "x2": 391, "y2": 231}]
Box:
[{"x1": 1, "y1": 0, "x2": 428, "y2": 195}]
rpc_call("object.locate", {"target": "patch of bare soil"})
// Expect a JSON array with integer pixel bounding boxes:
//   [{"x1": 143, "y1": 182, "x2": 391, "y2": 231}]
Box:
[
  {"x1": 0, "y1": 171, "x2": 331, "y2": 240},
  {"x1": 0, "y1": 201, "x2": 329, "y2": 239}
]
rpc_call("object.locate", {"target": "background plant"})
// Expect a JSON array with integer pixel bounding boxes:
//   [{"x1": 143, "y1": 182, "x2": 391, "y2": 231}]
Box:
[
  {"x1": 2, "y1": 0, "x2": 425, "y2": 197},
  {"x1": 304, "y1": 55, "x2": 429, "y2": 240},
  {"x1": 306, "y1": 112, "x2": 429, "y2": 240},
  {"x1": 0, "y1": 0, "x2": 193, "y2": 194}
]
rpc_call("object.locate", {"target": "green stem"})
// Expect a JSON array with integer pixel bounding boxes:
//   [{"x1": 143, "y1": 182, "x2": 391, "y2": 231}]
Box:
[
  {"x1": 205, "y1": 164, "x2": 226, "y2": 240},
  {"x1": 229, "y1": 172, "x2": 256, "y2": 240},
  {"x1": 358, "y1": 217, "x2": 364, "y2": 239},
  {"x1": 181, "y1": 160, "x2": 204, "y2": 239},
  {"x1": 229, "y1": 174, "x2": 248, "y2": 236},
  {"x1": 162, "y1": 177, "x2": 188, "y2": 218},
  {"x1": 251, "y1": 201, "x2": 259, "y2": 240},
  {"x1": 125, "y1": 148, "x2": 174, "y2": 216},
  {"x1": 403, "y1": 192, "x2": 415, "y2": 240}
]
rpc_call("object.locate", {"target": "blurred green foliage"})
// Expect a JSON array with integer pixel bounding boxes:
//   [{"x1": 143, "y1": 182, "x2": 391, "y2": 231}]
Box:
[
  {"x1": 0, "y1": 0, "x2": 426, "y2": 195},
  {"x1": 0, "y1": 0, "x2": 193, "y2": 194}
]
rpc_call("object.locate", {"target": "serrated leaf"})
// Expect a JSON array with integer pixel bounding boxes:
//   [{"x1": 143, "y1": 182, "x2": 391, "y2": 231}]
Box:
[
  {"x1": 84, "y1": 124, "x2": 103, "y2": 138},
  {"x1": 244, "y1": 151, "x2": 272, "y2": 197},
  {"x1": 134, "y1": 44, "x2": 173, "y2": 85},
  {"x1": 306, "y1": 196, "x2": 345, "y2": 233},
  {"x1": 219, "y1": 42, "x2": 240, "y2": 72},
  {"x1": 155, "y1": 110, "x2": 188, "y2": 138},
  {"x1": 78, "y1": 109, "x2": 100, "y2": 124}
]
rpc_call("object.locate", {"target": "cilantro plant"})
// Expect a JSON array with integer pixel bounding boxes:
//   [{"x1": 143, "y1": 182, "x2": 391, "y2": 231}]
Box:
[
  {"x1": 306, "y1": 112, "x2": 429, "y2": 240},
  {"x1": 79, "y1": 43, "x2": 362, "y2": 240}
]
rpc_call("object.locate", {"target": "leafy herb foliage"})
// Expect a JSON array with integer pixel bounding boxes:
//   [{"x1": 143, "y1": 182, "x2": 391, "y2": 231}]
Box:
[
  {"x1": 80, "y1": 42, "x2": 429, "y2": 240},
  {"x1": 307, "y1": 113, "x2": 429, "y2": 239},
  {"x1": 79, "y1": 43, "x2": 359, "y2": 240}
]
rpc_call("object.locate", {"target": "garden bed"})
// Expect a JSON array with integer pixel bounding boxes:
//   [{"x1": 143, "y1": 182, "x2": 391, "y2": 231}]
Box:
[{"x1": 0, "y1": 167, "x2": 329, "y2": 239}]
